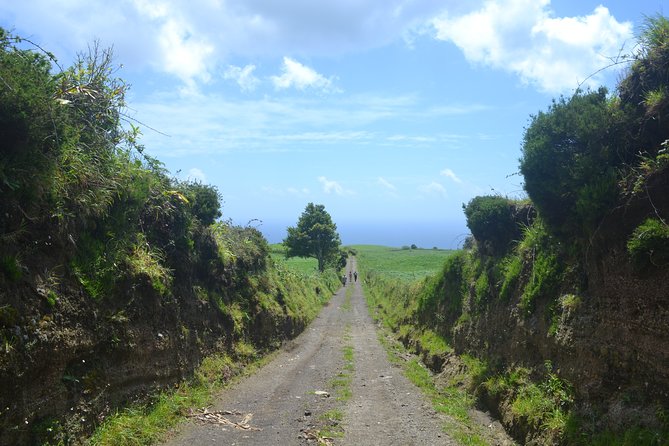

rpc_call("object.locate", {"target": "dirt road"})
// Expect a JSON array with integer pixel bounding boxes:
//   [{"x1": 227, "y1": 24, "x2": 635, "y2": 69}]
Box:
[{"x1": 162, "y1": 258, "x2": 456, "y2": 445}]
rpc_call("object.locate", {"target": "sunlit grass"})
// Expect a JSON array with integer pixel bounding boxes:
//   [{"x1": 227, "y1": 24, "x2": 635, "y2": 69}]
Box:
[
  {"x1": 269, "y1": 243, "x2": 320, "y2": 275},
  {"x1": 351, "y1": 245, "x2": 455, "y2": 282},
  {"x1": 90, "y1": 349, "x2": 276, "y2": 445}
]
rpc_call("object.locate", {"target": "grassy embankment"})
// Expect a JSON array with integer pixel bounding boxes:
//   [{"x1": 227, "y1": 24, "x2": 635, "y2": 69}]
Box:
[
  {"x1": 352, "y1": 245, "x2": 492, "y2": 445},
  {"x1": 355, "y1": 239, "x2": 669, "y2": 446},
  {"x1": 91, "y1": 250, "x2": 339, "y2": 446}
]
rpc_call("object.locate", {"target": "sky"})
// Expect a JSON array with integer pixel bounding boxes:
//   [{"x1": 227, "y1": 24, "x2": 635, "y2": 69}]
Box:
[{"x1": 1, "y1": 0, "x2": 665, "y2": 248}]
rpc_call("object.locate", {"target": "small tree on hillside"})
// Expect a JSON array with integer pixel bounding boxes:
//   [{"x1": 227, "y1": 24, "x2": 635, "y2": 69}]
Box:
[{"x1": 284, "y1": 203, "x2": 341, "y2": 272}]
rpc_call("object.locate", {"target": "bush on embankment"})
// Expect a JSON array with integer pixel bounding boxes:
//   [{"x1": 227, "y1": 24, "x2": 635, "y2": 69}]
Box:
[{"x1": 0, "y1": 30, "x2": 339, "y2": 445}]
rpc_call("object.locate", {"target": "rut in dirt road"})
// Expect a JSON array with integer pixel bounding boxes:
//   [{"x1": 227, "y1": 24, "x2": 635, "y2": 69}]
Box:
[{"x1": 162, "y1": 258, "x2": 456, "y2": 445}]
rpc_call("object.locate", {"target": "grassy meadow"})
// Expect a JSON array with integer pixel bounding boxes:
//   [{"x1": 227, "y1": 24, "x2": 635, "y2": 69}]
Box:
[
  {"x1": 270, "y1": 243, "x2": 457, "y2": 281},
  {"x1": 269, "y1": 243, "x2": 320, "y2": 275},
  {"x1": 351, "y1": 245, "x2": 456, "y2": 281}
]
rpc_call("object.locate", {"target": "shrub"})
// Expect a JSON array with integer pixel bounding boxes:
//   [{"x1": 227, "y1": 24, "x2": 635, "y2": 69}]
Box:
[
  {"x1": 520, "y1": 88, "x2": 620, "y2": 242},
  {"x1": 0, "y1": 29, "x2": 64, "y2": 221},
  {"x1": 211, "y1": 223, "x2": 269, "y2": 273},
  {"x1": 178, "y1": 181, "x2": 222, "y2": 226},
  {"x1": 627, "y1": 218, "x2": 669, "y2": 269},
  {"x1": 463, "y1": 195, "x2": 520, "y2": 256}
]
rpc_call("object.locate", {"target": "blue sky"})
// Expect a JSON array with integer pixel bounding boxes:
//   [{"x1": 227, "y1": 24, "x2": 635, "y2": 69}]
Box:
[{"x1": 1, "y1": 1, "x2": 664, "y2": 247}]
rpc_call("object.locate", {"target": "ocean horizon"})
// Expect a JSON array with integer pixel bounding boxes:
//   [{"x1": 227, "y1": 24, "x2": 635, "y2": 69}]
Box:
[{"x1": 255, "y1": 220, "x2": 470, "y2": 250}]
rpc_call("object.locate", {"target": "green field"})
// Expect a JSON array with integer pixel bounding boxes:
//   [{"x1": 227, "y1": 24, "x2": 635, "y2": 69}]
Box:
[
  {"x1": 270, "y1": 243, "x2": 456, "y2": 281},
  {"x1": 269, "y1": 243, "x2": 320, "y2": 275},
  {"x1": 351, "y1": 245, "x2": 456, "y2": 281}
]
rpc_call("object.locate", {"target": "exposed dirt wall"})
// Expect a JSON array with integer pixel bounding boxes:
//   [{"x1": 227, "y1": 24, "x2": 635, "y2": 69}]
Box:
[{"x1": 0, "y1": 249, "x2": 317, "y2": 445}]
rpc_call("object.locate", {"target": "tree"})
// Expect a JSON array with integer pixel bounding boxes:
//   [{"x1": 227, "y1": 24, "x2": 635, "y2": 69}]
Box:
[{"x1": 284, "y1": 203, "x2": 341, "y2": 272}]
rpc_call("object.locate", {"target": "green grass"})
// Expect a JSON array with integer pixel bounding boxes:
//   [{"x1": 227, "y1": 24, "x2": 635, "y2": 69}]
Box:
[
  {"x1": 330, "y1": 333, "x2": 354, "y2": 402},
  {"x1": 269, "y1": 243, "x2": 320, "y2": 275},
  {"x1": 89, "y1": 350, "x2": 273, "y2": 446},
  {"x1": 385, "y1": 342, "x2": 487, "y2": 445},
  {"x1": 318, "y1": 409, "x2": 345, "y2": 439},
  {"x1": 351, "y1": 245, "x2": 455, "y2": 282},
  {"x1": 417, "y1": 328, "x2": 453, "y2": 356},
  {"x1": 358, "y1": 246, "x2": 491, "y2": 445}
]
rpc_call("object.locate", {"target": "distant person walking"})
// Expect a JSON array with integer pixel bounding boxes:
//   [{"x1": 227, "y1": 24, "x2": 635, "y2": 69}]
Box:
[{"x1": 354, "y1": 271, "x2": 358, "y2": 282}]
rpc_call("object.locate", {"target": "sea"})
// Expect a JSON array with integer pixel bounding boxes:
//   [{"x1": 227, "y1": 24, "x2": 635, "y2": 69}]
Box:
[{"x1": 257, "y1": 220, "x2": 470, "y2": 250}]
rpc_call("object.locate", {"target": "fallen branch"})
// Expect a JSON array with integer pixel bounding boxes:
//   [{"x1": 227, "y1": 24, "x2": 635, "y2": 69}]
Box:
[{"x1": 187, "y1": 408, "x2": 261, "y2": 431}]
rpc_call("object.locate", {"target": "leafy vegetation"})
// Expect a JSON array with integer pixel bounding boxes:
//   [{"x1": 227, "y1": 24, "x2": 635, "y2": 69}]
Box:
[
  {"x1": 520, "y1": 87, "x2": 620, "y2": 243},
  {"x1": 627, "y1": 217, "x2": 669, "y2": 269},
  {"x1": 463, "y1": 195, "x2": 527, "y2": 256},
  {"x1": 485, "y1": 365, "x2": 574, "y2": 442}
]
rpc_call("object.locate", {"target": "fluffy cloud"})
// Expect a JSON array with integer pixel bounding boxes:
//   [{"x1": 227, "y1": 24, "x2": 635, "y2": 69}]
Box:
[
  {"x1": 0, "y1": 0, "x2": 449, "y2": 87},
  {"x1": 223, "y1": 64, "x2": 261, "y2": 92},
  {"x1": 2, "y1": 0, "x2": 633, "y2": 93},
  {"x1": 431, "y1": 0, "x2": 633, "y2": 93},
  {"x1": 271, "y1": 57, "x2": 336, "y2": 92},
  {"x1": 440, "y1": 168, "x2": 462, "y2": 184},
  {"x1": 158, "y1": 18, "x2": 214, "y2": 91}
]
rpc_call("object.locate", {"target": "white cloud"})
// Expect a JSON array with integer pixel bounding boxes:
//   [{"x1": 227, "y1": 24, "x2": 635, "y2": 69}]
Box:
[
  {"x1": 419, "y1": 181, "x2": 448, "y2": 198},
  {"x1": 2, "y1": 0, "x2": 635, "y2": 94},
  {"x1": 318, "y1": 176, "x2": 354, "y2": 195},
  {"x1": 440, "y1": 168, "x2": 462, "y2": 184},
  {"x1": 2, "y1": 0, "x2": 447, "y2": 88},
  {"x1": 223, "y1": 64, "x2": 260, "y2": 91},
  {"x1": 187, "y1": 167, "x2": 207, "y2": 182},
  {"x1": 271, "y1": 57, "x2": 337, "y2": 92},
  {"x1": 153, "y1": 14, "x2": 215, "y2": 91},
  {"x1": 431, "y1": 0, "x2": 633, "y2": 93},
  {"x1": 378, "y1": 177, "x2": 397, "y2": 191}
]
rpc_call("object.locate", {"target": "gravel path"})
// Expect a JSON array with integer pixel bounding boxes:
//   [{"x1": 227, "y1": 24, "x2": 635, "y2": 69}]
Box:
[
  {"x1": 341, "y1": 257, "x2": 456, "y2": 446},
  {"x1": 162, "y1": 258, "x2": 458, "y2": 445}
]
